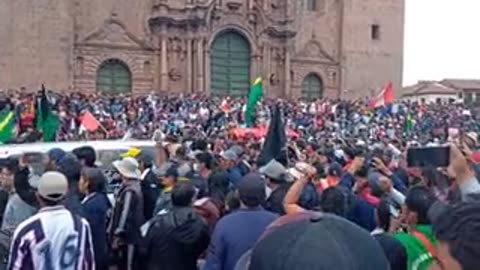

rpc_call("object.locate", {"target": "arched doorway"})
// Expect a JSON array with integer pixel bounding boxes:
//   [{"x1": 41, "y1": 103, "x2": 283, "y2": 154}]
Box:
[
  {"x1": 210, "y1": 31, "x2": 251, "y2": 96},
  {"x1": 301, "y1": 73, "x2": 323, "y2": 100},
  {"x1": 96, "y1": 59, "x2": 132, "y2": 94}
]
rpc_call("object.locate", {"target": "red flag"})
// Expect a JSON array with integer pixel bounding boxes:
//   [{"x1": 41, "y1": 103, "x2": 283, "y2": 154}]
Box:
[
  {"x1": 369, "y1": 82, "x2": 394, "y2": 108},
  {"x1": 220, "y1": 98, "x2": 230, "y2": 113},
  {"x1": 80, "y1": 111, "x2": 101, "y2": 132}
]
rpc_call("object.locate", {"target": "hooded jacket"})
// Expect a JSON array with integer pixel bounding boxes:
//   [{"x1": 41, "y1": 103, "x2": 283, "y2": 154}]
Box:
[{"x1": 141, "y1": 206, "x2": 210, "y2": 270}]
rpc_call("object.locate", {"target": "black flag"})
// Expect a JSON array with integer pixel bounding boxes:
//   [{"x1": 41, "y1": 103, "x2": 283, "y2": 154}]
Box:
[{"x1": 257, "y1": 105, "x2": 287, "y2": 167}]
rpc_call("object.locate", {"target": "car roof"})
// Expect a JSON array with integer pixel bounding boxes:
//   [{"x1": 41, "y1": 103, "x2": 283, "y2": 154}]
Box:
[{"x1": 0, "y1": 140, "x2": 156, "y2": 158}]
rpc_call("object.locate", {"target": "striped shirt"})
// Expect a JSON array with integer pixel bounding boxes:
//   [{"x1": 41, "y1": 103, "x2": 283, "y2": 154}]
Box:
[{"x1": 7, "y1": 205, "x2": 94, "y2": 270}]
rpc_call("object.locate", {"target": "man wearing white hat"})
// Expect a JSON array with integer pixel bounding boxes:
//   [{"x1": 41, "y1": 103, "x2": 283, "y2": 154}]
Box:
[
  {"x1": 8, "y1": 171, "x2": 94, "y2": 270},
  {"x1": 109, "y1": 157, "x2": 145, "y2": 270}
]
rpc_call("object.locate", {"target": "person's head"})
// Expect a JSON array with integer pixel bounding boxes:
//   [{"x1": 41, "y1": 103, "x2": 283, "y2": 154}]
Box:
[
  {"x1": 171, "y1": 181, "x2": 196, "y2": 207},
  {"x1": 432, "y1": 203, "x2": 480, "y2": 270},
  {"x1": 259, "y1": 159, "x2": 290, "y2": 187},
  {"x1": 320, "y1": 187, "x2": 347, "y2": 217},
  {"x1": 0, "y1": 158, "x2": 17, "y2": 191},
  {"x1": 376, "y1": 197, "x2": 394, "y2": 232},
  {"x1": 137, "y1": 150, "x2": 154, "y2": 172},
  {"x1": 155, "y1": 163, "x2": 178, "y2": 188},
  {"x1": 112, "y1": 157, "x2": 141, "y2": 182},
  {"x1": 238, "y1": 212, "x2": 390, "y2": 270},
  {"x1": 36, "y1": 171, "x2": 68, "y2": 207},
  {"x1": 47, "y1": 148, "x2": 66, "y2": 170},
  {"x1": 326, "y1": 162, "x2": 342, "y2": 179},
  {"x1": 464, "y1": 132, "x2": 477, "y2": 149},
  {"x1": 403, "y1": 186, "x2": 436, "y2": 227},
  {"x1": 219, "y1": 150, "x2": 238, "y2": 170},
  {"x1": 56, "y1": 154, "x2": 82, "y2": 184},
  {"x1": 238, "y1": 173, "x2": 266, "y2": 208},
  {"x1": 79, "y1": 167, "x2": 107, "y2": 195},
  {"x1": 225, "y1": 190, "x2": 241, "y2": 212},
  {"x1": 194, "y1": 152, "x2": 214, "y2": 172},
  {"x1": 72, "y1": 146, "x2": 96, "y2": 167}
]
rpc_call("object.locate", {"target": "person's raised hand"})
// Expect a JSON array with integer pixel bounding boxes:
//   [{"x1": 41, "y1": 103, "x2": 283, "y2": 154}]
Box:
[
  {"x1": 447, "y1": 144, "x2": 473, "y2": 185},
  {"x1": 372, "y1": 157, "x2": 392, "y2": 176},
  {"x1": 379, "y1": 175, "x2": 393, "y2": 193},
  {"x1": 348, "y1": 156, "x2": 365, "y2": 174}
]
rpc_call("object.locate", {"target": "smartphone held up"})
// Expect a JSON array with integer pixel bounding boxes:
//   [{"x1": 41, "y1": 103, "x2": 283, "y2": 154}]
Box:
[{"x1": 406, "y1": 146, "x2": 450, "y2": 168}]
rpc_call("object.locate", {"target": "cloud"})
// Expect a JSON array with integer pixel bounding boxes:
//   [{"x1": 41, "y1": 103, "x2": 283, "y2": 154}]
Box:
[{"x1": 404, "y1": 0, "x2": 480, "y2": 85}]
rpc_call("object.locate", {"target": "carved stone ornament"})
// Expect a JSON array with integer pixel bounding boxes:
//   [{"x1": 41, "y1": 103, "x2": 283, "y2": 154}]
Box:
[
  {"x1": 297, "y1": 40, "x2": 335, "y2": 63},
  {"x1": 169, "y1": 68, "x2": 182, "y2": 81},
  {"x1": 269, "y1": 73, "x2": 280, "y2": 85},
  {"x1": 81, "y1": 18, "x2": 147, "y2": 49},
  {"x1": 226, "y1": 0, "x2": 242, "y2": 10}
]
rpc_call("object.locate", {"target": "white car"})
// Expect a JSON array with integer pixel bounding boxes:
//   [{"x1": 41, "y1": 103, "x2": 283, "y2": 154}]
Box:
[{"x1": 0, "y1": 140, "x2": 156, "y2": 205}]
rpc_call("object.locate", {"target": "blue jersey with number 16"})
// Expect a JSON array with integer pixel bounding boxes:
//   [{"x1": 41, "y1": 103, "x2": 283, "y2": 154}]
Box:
[{"x1": 7, "y1": 206, "x2": 94, "y2": 270}]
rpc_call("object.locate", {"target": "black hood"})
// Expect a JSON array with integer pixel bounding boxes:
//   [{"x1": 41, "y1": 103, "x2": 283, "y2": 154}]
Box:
[{"x1": 164, "y1": 207, "x2": 208, "y2": 245}]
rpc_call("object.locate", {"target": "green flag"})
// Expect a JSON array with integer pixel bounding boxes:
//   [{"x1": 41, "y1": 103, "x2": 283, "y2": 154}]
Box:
[
  {"x1": 36, "y1": 85, "x2": 60, "y2": 142},
  {"x1": 0, "y1": 110, "x2": 14, "y2": 143},
  {"x1": 245, "y1": 77, "x2": 263, "y2": 127},
  {"x1": 405, "y1": 114, "x2": 414, "y2": 133}
]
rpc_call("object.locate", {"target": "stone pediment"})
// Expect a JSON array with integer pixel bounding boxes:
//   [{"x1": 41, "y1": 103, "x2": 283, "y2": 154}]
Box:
[
  {"x1": 81, "y1": 17, "x2": 149, "y2": 49},
  {"x1": 296, "y1": 40, "x2": 335, "y2": 63}
]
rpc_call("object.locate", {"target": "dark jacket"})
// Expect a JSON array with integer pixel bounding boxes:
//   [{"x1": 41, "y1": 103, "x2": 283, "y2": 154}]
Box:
[
  {"x1": 141, "y1": 207, "x2": 210, "y2": 270},
  {"x1": 227, "y1": 167, "x2": 243, "y2": 187},
  {"x1": 373, "y1": 232, "x2": 408, "y2": 270},
  {"x1": 109, "y1": 179, "x2": 144, "y2": 245},
  {"x1": 205, "y1": 208, "x2": 278, "y2": 270},
  {"x1": 13, "y1": 167, "x2": 38, "y2": 208},
  {"x1": 208, "y1": 171, "x2": 230, "y2": 210},
  {"x1": 339, "y1": 173, "x2": 377, "y2": 231},
  {"x1": 0, "y1": 189, "x2": 10, "y2": 225},
  {"x1": 265, "y1": 183, "x2": 292, "y2": 215},
  {"x1": 82, "y1": 192, "x2": 111, "y2": 269},
  {"x1": 141, "y1": 169, "x2": 161, "y2": 220},
  {"x1": 153, "y1": 189, "x2": 172, "y2": 215},
  {"x1": 64, "y1": 183, "x2": 84, "y2": 216}
]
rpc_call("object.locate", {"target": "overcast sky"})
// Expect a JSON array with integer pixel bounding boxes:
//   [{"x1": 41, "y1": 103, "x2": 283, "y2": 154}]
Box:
[{"x1": 403, "y1": 0, "x2": 480, "y2": 86}]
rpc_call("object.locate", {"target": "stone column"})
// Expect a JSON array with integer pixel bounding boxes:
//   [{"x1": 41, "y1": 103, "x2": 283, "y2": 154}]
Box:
[
  {"x1": 160, "y1": 36, "x2": 168, "y2": 91},
  {"x1": 284, "y1": 47, "x2": 291, "y2": 97},
  {"x1": 153, "y1": 36, "x2": 161, "y2": 90},
  {"x1": 196, "y1": 37, "x2": 205, "y2": 92},
  {"x1": 186, "y1": 38, "x2": 193, "y2": 93}
]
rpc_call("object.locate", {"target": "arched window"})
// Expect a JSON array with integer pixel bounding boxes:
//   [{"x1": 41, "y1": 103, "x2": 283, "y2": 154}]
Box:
[
  {"x1": 210, "y1": 31, "x2": 251, "y2": 97},
  {"x1": 96, "y1": 59, "x2": 132, "y2": 94},
  {"x1": 301, "y1": 73, "x2": 323, "y2": 100}
]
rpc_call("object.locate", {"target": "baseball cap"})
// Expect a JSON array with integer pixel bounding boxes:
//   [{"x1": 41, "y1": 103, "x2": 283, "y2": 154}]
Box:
[
  {"x1": 153, "y1": 162, "x2": 179, "y2": 178},
  {"x1": 258, "y1": 159, "x2": 290, "y2": 182},
  {"x1": 220, "y1": 150, "x2": 238, "y2": 161},
  {"x1": 47, "y1": 148, "x2": 66, "y2": 164},
  {"x1": 238, "y1": 173, "x2": 266, "y2": 207},
  {"x1": 237, "y1": 212, "x2": 389, "y2": 270},
  {"x1": 37, "y1": 171, "x2": 68, "y2": 202},
  {"x1": 137, "y1": 150, "x2": 155, "y2": 166},
  {"x1": 120, "y1": 147, "x2": 142, "y2": 158}
]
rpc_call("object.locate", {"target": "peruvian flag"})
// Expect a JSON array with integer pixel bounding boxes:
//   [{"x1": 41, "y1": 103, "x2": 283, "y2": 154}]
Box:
[
  {"x1": 79, "y1": 111, "x2": 102, "y2": 134},
  {"x1": 369, "y1": 82, "x2": 394, "y2": 108},
  {"x1": 220, "y1": 98, "x2": 230, "y2": 113}
]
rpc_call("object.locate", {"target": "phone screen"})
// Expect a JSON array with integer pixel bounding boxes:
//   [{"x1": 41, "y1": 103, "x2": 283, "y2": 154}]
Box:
[{"x1": 407, "y1": 147, "x2": 450, "y2": 168}]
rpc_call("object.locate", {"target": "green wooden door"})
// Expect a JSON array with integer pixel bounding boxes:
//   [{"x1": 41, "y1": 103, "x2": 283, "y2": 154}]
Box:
[
  {"x1": 210, "y1": 31, "x2": 251, "y2": 96},
  {"x1": 301, "y1": 73, "x2": 323, "y2": 100},
  {"x1": 96, "y1": 59, "x2": 132, "y2": 94}
]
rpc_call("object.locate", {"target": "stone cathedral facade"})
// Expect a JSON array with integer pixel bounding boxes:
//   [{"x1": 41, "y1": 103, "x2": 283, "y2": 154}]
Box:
[{"x1": 0, "y1": 0, "x2": 404, "y2": 99}]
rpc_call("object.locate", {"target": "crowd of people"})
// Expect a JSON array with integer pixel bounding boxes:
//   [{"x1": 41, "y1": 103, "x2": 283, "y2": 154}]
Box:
[
  {"x1": 1, "y1": 89, "x2": 480, "y2": 144},
  {"x1": 0, "y1": 90, "x2": 479, "y2": 270}
]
